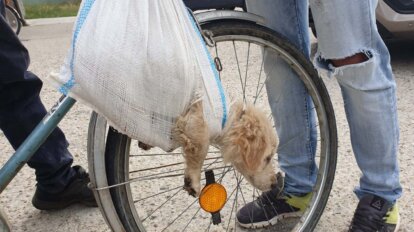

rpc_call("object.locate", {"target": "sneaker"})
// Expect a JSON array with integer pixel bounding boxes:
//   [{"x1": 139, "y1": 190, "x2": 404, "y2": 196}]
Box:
[
  {"x1": 236, "y1": 182, "x2": 311, "y2": 229},
  {"x1": 348, "y1": 194, "x2": 400, "y2": 232},
  {"x1": 32, "y1": 165, "x2": 97, "y2": 210}
]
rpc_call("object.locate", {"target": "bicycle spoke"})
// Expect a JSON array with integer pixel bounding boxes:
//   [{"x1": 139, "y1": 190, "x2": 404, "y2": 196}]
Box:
[
  {"x1": 134, "y1": 157, "x2": 223, "y2": 202},
  {"x1": 130, "y1": 151, "x2": 183, "y2": 157},
  {"x1": 254, "y1": 73, "x2": 269, "y2": 103},
  {"x1": 276, "y1": 116, "x2": 321, "y2": 153},
  {"x1": 95, "y1": 165, "x2": 231, "y2": 191},
  {"x1": 129, "y1": 159, "x2": 224, "y2": 180},
  {"x1": 242, "y1": 42, "x2": 251, "y2": 103},
  {"x1": 250, "y1": 188, "x2": 257, "y2": 226},
  {"x1": 134, "y1": 173, "x2": 214, "y2": 204},
  {"x1": 129, "y1": 161, "x2": 185, "y2": 174},
  {"x1": 217, "y1": 166, "x2": 234, "y2": 184},
  {"x1": 227, "y1": 172, "x2": 243, "y2": 232},
  {"x1": 254, "y1": 48, "x2": 266, "y2": 105},
  {"x1": 233, "y1": 41, "x2": 247, "y2": 99},
  {"x1": 130, "y1": 150, "x2": 220, "y2": 157},
  {"x1": 226, "y1": 186, "x2": 238, "y2": 232},
  {"x1": 161, "y1": 197, "x2": 199, "y2": 232},
  {"x1": 142, "y1": 186, "x2": 184, "y2": 222},
  {"x1": 254, "y1": 189, "x2": 272, "y2": 224},
  {"x1": 232, "y1": 169, "x2": 248, "y2": 206},
  {"x1": 223, "y1": 177, "x2": 244, "y2": 214},
  {"x1": 205, "y1": 220, "x2": 212, "y2": 232},
  {"x1": 182, "y1": 207, "x2": 203, "y2": 232},
  {"x1": 129, "y1": 156, "x2": 222, "y2": 174},
  {"x1": 260, "y1": 189, "x2": 282, "y2": 225},
  {"x1": 134, "y1": 185, "x2": 183, "y2": 203},
  {"x1": 233, "y1": 169, "x2": 246, "y2": 204}
]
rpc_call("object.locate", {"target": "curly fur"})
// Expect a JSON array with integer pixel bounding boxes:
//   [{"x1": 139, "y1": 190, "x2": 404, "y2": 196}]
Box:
[{"x1": 171, "y1": 100, "x2": 279, "y2": 197}]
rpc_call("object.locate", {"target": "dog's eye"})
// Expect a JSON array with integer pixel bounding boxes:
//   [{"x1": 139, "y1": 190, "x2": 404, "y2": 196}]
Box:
[{"x1": 265, "y1": 156, "x2": 272, "y2": 164}]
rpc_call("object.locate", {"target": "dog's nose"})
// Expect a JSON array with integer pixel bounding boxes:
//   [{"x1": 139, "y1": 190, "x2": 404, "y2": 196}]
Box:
[
  {"x1": 270, "y1": 177, "x2": 278, "y2": 190},
  {"x1": 270, "y1": 175, "x2": 277, "y2": 184},
  {"x1": 270, "y1": 172, "x2": 284, "y2": 190}
]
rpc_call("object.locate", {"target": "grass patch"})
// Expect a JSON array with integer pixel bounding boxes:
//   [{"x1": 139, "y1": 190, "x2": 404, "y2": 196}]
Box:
[{"x1": 25, "y1": 1, "x2": 81, "y2": 19}]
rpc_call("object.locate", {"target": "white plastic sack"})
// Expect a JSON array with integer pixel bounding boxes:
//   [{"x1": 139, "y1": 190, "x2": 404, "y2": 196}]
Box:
[{"x1": 52, "y1": 0, "x2": 228, "y2": 151}]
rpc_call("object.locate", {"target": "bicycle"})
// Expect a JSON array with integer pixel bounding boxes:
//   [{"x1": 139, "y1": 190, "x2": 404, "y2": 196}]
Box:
[
  {"x1": 0, "y1": 0, "x2": 338, "y2": 231},
  {"x1": 3, "y1": 0, "x2": 24, "y2": 35},
  {"x1": 88, "y1": 1, "x2": 338, "y2": 231}
]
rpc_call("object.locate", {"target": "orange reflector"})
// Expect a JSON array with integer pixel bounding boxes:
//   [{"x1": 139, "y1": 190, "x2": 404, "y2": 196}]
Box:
[{"x1": 199, "y1": 183, "x2": 227, "y2": 213}]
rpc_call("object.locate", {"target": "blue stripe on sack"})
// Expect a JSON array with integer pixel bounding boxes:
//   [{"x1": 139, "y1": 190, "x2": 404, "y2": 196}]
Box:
[
  {"x1": 186, "y1": 11, "x2": 228, "y2": 129},
  {"x1": 59, "y1": 0, "x2": 96, "y2": 95}
]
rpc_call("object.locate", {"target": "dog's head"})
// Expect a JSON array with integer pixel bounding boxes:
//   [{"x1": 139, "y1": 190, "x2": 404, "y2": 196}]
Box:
[{"x1": 220, "y1": 101, "x2": 278, "y2": 191}]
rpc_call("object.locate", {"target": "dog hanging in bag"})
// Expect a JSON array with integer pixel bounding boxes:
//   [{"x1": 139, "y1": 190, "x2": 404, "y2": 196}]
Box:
[
  {"x1": 52, "y1": 0, "x2": 279, "y2": 197},
  {"x1": 51, "y1": 0, "x2": 228, "y2": 151}
]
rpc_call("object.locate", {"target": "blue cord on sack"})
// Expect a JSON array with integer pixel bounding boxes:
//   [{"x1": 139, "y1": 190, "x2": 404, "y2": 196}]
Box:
[
  {"x1": 186, "y1": 8, "x2": 228, "y2": 129},
  {"x1": 59, "y1": 0, "x2": 96, "y2": 95}
]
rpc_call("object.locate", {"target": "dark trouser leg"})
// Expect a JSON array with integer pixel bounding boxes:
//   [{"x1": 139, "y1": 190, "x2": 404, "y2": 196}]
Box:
[{"x1": 0, "y1": 4, "x2": 75, "y2": 193}]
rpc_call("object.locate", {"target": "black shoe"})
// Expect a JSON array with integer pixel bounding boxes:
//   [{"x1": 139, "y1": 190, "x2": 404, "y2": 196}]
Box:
[
  {"x1": 236, "y1": 175, "x2": 311, "y2": 229},
  {"x1": 32, "y1": 165, "x2": 97, "y2": 210},
  {"x1": 348, "y1": 194, "x2": 400, "y2": 232}
]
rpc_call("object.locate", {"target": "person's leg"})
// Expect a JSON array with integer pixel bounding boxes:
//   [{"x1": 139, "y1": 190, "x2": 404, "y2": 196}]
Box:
[
  {"x1": 0, "y1": 3, "x2": 76, "y2": 194},
  {"x1": 0, "y1": 10, "x2": 96, "y2": 209},
  {"x1": 237, "y1": 0, "x2": 317, "y2": 228},
  {"x1": 246, "y1": 0, "x2": 310, "y2": 58},
  {"x1": 246, "y1": 0, "x2": 317, "y2": 195},
  {"x1": 310, "y1": 0, "x2": 401, "y2": 230},
  {"x1": 310, "y1": 0, "x2": 401, "y2": 204}
]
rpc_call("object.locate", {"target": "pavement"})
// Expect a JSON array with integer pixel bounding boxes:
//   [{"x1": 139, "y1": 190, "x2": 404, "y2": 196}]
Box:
[{"x1": 0, "y1": 17, "x2": 413, "y2": 232}]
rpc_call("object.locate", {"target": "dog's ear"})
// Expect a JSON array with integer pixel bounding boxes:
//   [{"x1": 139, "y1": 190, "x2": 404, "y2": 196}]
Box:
[
  {"x1": 229, "y1": 101, "x2": 245, "y2": 121},
  {"x1": 232, "y1": 111, "x2": 267, "y2": 172}
]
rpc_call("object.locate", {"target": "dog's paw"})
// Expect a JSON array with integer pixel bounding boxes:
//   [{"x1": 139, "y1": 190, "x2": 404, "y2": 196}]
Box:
[
  {"x1": 138, "y1": 141, "x2": 153, "y2": 151},
  {"x1": 184, "y1": 176, "x2": 201, "y2": 197}
]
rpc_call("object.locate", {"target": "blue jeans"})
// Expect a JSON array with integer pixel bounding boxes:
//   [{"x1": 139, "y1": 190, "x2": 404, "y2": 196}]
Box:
[
  {"x1": 0, "y1": 1, "x2": 75, "y2": 193},
  {"x1": 246, "y1": 0, "x2": 402, "y2": 203}
]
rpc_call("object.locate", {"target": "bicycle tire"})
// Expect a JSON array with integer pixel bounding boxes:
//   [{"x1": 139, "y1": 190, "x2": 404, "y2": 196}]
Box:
[
  {"x1": 5, "y1": 5, "x2": 21, "y2": 35},
  {"x1": 88, "y1": 20, "x2": 337, "y2": 232}
]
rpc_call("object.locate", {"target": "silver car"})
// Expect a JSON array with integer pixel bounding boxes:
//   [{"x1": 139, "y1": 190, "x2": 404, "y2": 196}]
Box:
[
  {"x1": 376, "y1": 0, "x2": 414, "y2": 40},
  {"x1": 310, "y1": 0, "x2": 414, "y2": 40},
  {"x1": 185, "y1": 0, "x2": 414, "y2": 40}
]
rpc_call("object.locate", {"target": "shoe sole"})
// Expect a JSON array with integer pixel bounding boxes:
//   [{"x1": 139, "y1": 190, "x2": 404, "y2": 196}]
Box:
[
  {"x1": 32, "y1": 198, "x2": 97, "y2": 210},
  {"x1": 237, "y1": 211, "x2": 302, "y2": 229},
  {"x1": 394, "y1": 216, "x2": 400, "y2": 232}
]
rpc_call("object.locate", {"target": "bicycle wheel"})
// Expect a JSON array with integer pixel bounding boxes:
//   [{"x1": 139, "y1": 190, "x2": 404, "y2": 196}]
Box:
[
  {"x1": 5, "y1": 5, "x2": 21, "y2": 35},
  {"x1": 88, "y1": 19, "x2": 337, "y2": 232}
]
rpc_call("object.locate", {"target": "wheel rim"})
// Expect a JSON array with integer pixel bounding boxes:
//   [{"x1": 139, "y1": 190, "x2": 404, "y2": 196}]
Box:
[
  {"x1": 5, "y1": 8, "x2": 18, "y2": 32},
  {"x1": 90, "y1": 31, "x2": 336, "y2": 232}
]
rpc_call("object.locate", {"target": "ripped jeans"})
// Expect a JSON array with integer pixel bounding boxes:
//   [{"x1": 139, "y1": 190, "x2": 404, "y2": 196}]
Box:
[{"x1": 246, "y1": 0, "x2": 402, "y2": 203}]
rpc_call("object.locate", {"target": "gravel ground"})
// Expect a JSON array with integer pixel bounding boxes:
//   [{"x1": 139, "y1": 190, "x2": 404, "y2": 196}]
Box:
[{"x1": 0, "y1": 18, "x2": 413, "y2": 232}]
